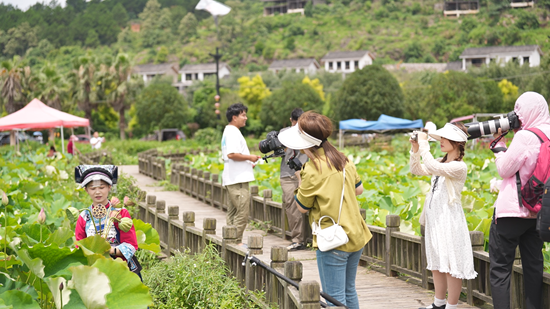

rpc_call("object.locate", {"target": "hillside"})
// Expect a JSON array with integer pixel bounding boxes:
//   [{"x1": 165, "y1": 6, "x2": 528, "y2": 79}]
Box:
[{"x1": 1, "y1": 0, "x2": 550, "y2": 71}]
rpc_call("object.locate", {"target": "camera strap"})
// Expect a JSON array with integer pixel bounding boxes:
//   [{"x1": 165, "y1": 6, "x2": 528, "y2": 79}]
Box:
[{"x1": 490, "y1": 131, "x2": 509, "y2": 153}]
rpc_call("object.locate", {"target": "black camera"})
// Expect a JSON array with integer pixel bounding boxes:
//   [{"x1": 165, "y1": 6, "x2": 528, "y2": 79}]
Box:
[
  {"x1": 259, "y1": 131, "x2": 285, "y2": 157},
  {"x1": 465, "y1": 111, "x2": 520, "y2": 140},
  {"x1": 258, "y1": 131, "x2": 302, "y2": 171}
]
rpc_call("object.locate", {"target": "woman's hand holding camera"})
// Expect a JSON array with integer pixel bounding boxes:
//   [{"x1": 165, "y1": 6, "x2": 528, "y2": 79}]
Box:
[{"x1": 409, "y1": 131, "x2": 427, "y2": 153}]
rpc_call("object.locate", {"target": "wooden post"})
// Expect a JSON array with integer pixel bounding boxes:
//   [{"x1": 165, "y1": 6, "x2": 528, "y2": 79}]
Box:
[
  {"x1": 222, "y1": 226, "x2": 238, "y2": 262},
  {"x1": 245, "y1": 234, "x2": 264, "y2": 292},
  {"x1": 511, "y1": 247, "x2": 522, "y2": 308},
  {"x1": 247, "y1": 235, "x2": 263, "y2": 255},
  {"x1": 211, "y1": 174, "x2": 218, "y2": 208},
  {"x1": 155, "y1": 200, "x2": 165, "y2": 231},
  {"x1": 360, "y1": 208, "x2": 366, "y2": 220},
  {"x1": 182, "y1": 211, "x2": 195, "y2": 248},
  {"x1": 204, "y1": 172, "x2": 211, "y2": 203},
  {"x1": 270, "y1": 246, "x2": 288, "y2": 304},
  {"x1": 202, "y1": 218, "x2": 216, "y2": 252},
  {"x1": 251, "y1": 186, "x2": 259, "y2": 221},
  {"x1": 299, "y1": 281, "x2": 320, "y2": 309},
  {"x1": 385, "y1": 215, "x2": 400, "y2": 277},
  {"x1": 146, "y1": 195, "x2": 156, "y2": 225},
  {"x1": 167, "y1": 206, "x2": 179, "y2": 255},
  {"x1": 191, "y1": 168, "x2": 197, "y2": 197},
  {"x1": 262, "y1": 189, "x2": 272, "y2": 223},
  {"x1": 467, "y1": 231, "x2": 484, "y2": 305},
  {"x1": 284, "y1": 261, "x2": 303, "y2": 308}
]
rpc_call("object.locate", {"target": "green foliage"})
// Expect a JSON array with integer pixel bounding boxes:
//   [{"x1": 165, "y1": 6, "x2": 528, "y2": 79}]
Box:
[
  {"x1": 2, "y1": 22, "x2": 38, "y2": 57},
  {"x1": 143, "y1": 245, "x2": 273, "y2": 308},
  {"x1": 260, "y1": 82, "x2": 324, "y2": 131},
  {"x1": 194, "y1": 128, "x2": 222, "y2": 146},
  {"x1": 284, "y1": 37, "x2": 295, "y2": 51},
  {"x1": 135, "y1": 81, "x2": 192, "y2": 135},
  {"x1": 0, "y1": 146, "x2": 158, "y2": 308},
  {"x1": 85, "y1": 29, "x2": 100, "y2": 48},
  {"x1": 334, "y1": 65, "x2": 404, "y2": 122},
  {"x1": 515, "y1": 10, "x2": 539, "y2": 30},
  {"x1": 178, "y1": 12, "x2": 198, "y2": 42},
  {"x1": 404, "y1": 42, "x2": 423, "y2": 62},
  {"x1": 154, "y1": 46, "x2": 169, "y2": 64}
]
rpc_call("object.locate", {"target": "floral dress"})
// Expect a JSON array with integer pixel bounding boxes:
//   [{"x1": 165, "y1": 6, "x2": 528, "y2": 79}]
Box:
[
  {"x1": 410, "y1": 140, "x2": 477, "y2": 280},
  {"x1": 75, "y1": 202, "x2": 141, "y2": 274}
]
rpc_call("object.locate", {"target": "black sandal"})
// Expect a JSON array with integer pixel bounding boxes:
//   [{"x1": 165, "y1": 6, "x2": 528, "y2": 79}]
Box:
[{"x1": 418, "y1": 304, "x2": 446, "y2": 309}]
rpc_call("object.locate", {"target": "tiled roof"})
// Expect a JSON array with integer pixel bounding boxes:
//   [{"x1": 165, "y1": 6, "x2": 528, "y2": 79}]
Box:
[
  {"x1": 180, "y1": 63, "x2": 230, "y2": 73},
  {"x1": 134, "y1": 63, "x2": 179, "y2": 74},
  {"x1": 321, "y1": 50, "x2": 372, "y2": 61},
  {"x1": 269, "y1": 58, "x2": 319, "y2": 69},
  {"x1": 460, "y1": 45, "x2": 541, "y2": 58}
]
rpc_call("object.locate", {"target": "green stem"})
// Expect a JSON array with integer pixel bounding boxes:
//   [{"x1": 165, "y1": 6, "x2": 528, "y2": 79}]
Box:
[
  {"x1": 59, "y1": 287, "x2": 63, "y2": 309},
  {"x1": 4, "y1": 214, "x2": 7, "y2": 270},
  {"x1": 40, "y1": 227, "x2": 42, "y2": 243}
]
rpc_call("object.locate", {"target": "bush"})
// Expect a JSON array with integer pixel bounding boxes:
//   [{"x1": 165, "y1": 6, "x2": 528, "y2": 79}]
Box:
[
  {"x1": 334, "y1": 65, "x2": 404, "y2": 122},
  {"x1": 143, "y1": 245, "x2": 269, "y2": 308},
  {"x1": 194, "y1": 127, "x2": 222, "y2": 146}
]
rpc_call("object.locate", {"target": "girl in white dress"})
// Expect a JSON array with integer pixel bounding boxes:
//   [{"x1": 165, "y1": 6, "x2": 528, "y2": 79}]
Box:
[{"x1": 410, "y1": 123, "x2": 477, "y2": 309}]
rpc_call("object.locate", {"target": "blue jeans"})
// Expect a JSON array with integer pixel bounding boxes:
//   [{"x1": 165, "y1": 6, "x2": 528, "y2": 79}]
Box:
[{"x1": 316, "y1": 248, "x2": 363, "y2": 309}]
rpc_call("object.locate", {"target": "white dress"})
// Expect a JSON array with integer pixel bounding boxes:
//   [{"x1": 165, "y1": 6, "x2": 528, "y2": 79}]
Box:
[{"x1": 410, "y1": 140, "x2": 477, "y2": 280}]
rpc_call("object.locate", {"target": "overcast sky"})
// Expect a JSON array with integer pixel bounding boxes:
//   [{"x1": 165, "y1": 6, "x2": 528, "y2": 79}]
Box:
[{"x1": 1, "y1": 0, "x2": 67, "y2": 11}]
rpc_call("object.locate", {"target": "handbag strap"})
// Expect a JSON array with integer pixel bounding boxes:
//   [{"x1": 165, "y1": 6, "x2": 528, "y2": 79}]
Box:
[{"x1": 336, "y1": 168, "x2": 346, "y2": 225}]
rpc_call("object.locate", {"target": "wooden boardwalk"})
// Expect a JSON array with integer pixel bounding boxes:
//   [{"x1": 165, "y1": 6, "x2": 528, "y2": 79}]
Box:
[{"x1": 121, "y1": 165, "x2": 480, "y2": 309}]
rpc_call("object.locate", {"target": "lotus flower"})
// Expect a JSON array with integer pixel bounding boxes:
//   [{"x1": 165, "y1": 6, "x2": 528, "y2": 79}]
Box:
[
  {"x1": 38, "y1": 208, "x2": 46, "y2": 225},
  {"x1": 45, "y1": 165, "x2": 56, "y2": 176},
  {"x1": 1, "y1": 191, "x2": 7, "y2": 206}
]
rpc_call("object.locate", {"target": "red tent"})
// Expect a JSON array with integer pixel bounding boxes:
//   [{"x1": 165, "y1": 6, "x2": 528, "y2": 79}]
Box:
[
  {"x1": 0, "y1": 98, "x2": 89, "y2": 130},
  {"x1": 0, "y1": 99, "x2": 89, "y2": 152}
]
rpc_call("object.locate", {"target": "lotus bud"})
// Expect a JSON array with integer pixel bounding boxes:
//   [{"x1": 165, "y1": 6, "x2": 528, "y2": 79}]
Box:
[
  {"x1": 1, "y1": 191, "x2": 8, "y2": 206},
  {"x1": 59, "y1": 282, "x2": 64, "y2": 290},
  {"x1": 118, "y1": 217, "x2": 133, "y2": 232},
  {"x1": 66, "y1": 207, "x2": 80, "y2": 223},
  {"x1": 45, "y1": 165, "x2": 56, "y2": 176},
  {"x1": 123, "y1": 196, "x2": 130, "y2": 206},
  {"x1": 38, "y1": 208, "x2": 46, "y2": 225}
]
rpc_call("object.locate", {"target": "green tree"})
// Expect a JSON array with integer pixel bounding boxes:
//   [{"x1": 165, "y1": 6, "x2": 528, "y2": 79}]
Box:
[
  {"x1": 515, "y1": 10, "x2": 539, "y2": 30},
  {"x1": 135, "y1": 81, "x2": 191, "y2": 135},
  {"x1": 334, "y1": 65, "x2": 404, "y2": 122},
  {"x1": 304, "y1": 1, "x2": 313, "y2": 17},
  {"x1": 3, "y1": 22, "x2": 38, "y2": 57},
  {"x1": 68, "y1": 55, "x2": 98, "y2": 126},
  {"x1": 260, "y1": 82, "x2": 324, "y2": 130},
  {"x1": 140, "y1": 0, "x2": 171, "y2": 47},
  {"x1": 284, "y1": 37, "x2": 295, "y2": 51},
  {"x1": 404, "y1": 42, "x2": 422, "y2": 62},
  {"x1": 178, "y1": 12, "x2": 198, "y2": 42},
  {"x1": 85, "y1": 29, "x2": 100, "y2": 48},
  {"x1": 112, "y1": 3, "x2": 129, "y2": 28},
  {"x1": 0, "y1": 56, "x2": 24, "y2": 114},
  {"x1": 34, "y1": 62, "x2": 68, "y2": 110},
  {"x1": 155, "y1": 46, "x2": 169, "y2": 64},
  {"x1": 238, "y1": 75, "x2": 271, "y2": 119}
]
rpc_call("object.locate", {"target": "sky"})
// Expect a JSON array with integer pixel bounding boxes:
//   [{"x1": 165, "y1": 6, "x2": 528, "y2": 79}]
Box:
[{"x1": 1, "y1": 0, "x2": 67, "y2": 11}]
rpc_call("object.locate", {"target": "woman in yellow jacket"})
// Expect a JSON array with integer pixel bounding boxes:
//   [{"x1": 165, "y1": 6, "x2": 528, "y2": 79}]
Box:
[{"x1": 278, "y1": 111, "x2": 372, "y2": 309}]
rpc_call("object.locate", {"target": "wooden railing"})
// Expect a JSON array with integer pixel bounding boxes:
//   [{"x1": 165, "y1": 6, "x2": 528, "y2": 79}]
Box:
[
  {"x1": 135, "y1": 193, "x2": 327, "y2": 308},
  {"x1": 137, "y1": 147, "x2": 217, "y2": 181},
  {"x1": 79, "y1": 150, "x2": 113, "y2": 165},
  {"x1": 138, "y1": 160, "x2": 550, "y2": 309}
]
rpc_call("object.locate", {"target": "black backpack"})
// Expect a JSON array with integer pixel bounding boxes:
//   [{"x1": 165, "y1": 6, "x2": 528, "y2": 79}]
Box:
[{"x1": 537, "y1": 181, "x2": 550, "y2": 241}]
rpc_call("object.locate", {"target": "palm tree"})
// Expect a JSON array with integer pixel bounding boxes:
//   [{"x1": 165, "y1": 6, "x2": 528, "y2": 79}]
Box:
[
  {"x1": 0, "y1": 56, "x2": 24, "y2": 114},
  {"x1": 34, "y1": 62, "x2": 67, "y2": 110},
  {"x1": 102, "y1": 53, "x2": 143, "y2": 140},
  {"x1": 68, "y1": 55, "x2": 98, "y2": 126}
]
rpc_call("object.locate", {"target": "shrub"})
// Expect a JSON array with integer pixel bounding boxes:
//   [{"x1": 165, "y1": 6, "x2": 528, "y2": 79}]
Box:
[
  {"x1": 194, "y1": 127, "x2": 222, "y2": 145},
  {"x1": 143, "y1": 246, "x2": 270, "y2": 308}
]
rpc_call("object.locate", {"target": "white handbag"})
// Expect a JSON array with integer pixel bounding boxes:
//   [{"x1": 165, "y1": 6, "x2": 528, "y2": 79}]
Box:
[{"x1": 311, "y1": 168, "x2": 349, "y2": 252}]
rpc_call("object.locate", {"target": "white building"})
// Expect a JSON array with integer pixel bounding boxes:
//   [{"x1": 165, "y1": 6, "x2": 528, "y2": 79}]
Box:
[
  {"x1": 133, "y1": 63, "x2": 180, "y2": 84},
  {"x1": 320, "y1": 50, "x2": 375, "y2": 75},
  {"x1": 177, "y1": 63, "x2": 231, "y2": 88},
  {"x1": 268, "y1": 58, "x2": 320, "y2": 75},
  {"x1": 459, "y1": 45, "x2": 542, "y2": 70}
]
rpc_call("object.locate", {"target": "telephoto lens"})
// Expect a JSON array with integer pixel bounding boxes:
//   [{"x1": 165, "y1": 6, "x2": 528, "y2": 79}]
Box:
[
  {"x1": 465, "y1": 111, "x2": 520, "y2": 139},
  {"x1": 258, "y1": 131, "x2": 284, "y2": 154}
]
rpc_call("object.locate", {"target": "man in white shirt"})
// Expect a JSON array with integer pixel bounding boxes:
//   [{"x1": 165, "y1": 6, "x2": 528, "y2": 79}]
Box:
[
  {"x1": 221, "y1": 103, "x2": 261, "y2": 245},
  {"x1": 90, "y1": 132, "x2": 105, "y2": 150}
]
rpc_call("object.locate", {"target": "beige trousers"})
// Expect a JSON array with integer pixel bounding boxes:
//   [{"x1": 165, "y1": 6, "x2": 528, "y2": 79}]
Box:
[
  {"x1": 281, "y1": 176, "x2": 304, "y2": 243},
  {"x1": 226, "y1": 182, "x2": 250, "y2": 243}
]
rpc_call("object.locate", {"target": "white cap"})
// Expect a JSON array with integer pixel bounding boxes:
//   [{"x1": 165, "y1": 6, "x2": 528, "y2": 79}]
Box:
[
  {"x1": 429, "y1": 123, "x2": 468, "y2": 142},
  {"x1": 278, "y1": 124, "x2": 322, "y2": 150}
]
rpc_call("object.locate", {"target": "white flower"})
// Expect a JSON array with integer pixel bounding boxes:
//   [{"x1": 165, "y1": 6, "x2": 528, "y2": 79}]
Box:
[
  {"x1": 45, "y1": 165, "x2": 56, "y2": 176},
  {"x1": 59, "y1": 171, "x2": 69, "y2": 180}
]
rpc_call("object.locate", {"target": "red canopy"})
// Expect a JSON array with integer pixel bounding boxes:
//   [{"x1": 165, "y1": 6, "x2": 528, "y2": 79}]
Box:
[{"x1": 0, "y1": 99, "x2": 89, "y2": 131}]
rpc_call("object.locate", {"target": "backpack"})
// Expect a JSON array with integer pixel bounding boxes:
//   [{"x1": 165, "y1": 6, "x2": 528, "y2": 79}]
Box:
[
  {"x1": 515, "y1": 128, "x2": 550, "y2": 241},
  {"x1": 517, "y1": 128, "x2": 550, "y2": 213}
]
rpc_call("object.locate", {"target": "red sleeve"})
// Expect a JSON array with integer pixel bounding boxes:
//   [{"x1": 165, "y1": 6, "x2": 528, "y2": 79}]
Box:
[
  {"x1": 114, "y1": 209, "x2": 138, "y2": 251},
  {"x1": 75, "y1": 215, "x2": 87, "y2": 244}
]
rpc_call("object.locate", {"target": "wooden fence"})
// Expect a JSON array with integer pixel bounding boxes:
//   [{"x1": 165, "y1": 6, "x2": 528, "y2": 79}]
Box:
[
  {"x1": 136, "y1": 193, "x2": 331, "y2": 309},
  {"x1": 137, "y1": 147, "x2": 216, "y2": 181},
  {"x1": 79, "y1": 150, "x2": 113, "y2": 165},
  {"x1": 151, "y1": 159, "x2": 550, "y2": 308}
]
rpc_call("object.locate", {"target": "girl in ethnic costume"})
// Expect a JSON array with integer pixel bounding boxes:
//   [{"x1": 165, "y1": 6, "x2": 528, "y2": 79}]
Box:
[
  {"x1": 74, "y1": 165, "x2": 142, "y2": 277},
  {"x1": 410, "y1": 123, "x2": 477, "y2": 309}
]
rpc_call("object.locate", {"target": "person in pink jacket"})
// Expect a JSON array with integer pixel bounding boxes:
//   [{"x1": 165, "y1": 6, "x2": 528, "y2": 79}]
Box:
[{"x1": 489, "y1": 91, "x2": 550, "y2": 309}]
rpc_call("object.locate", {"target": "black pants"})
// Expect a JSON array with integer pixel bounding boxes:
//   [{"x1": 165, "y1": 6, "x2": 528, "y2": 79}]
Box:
[{"x1": 489, "y1": 217, "x2": 543, "y2": 309}]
